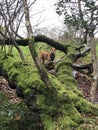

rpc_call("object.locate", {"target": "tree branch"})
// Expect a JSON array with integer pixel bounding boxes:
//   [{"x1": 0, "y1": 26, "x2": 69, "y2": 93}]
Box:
[
  {"x1": 72, "y1": 63, "x2": 93, "y2": 74},
  {"x1": 75, "y1": 47, "x2": 91, "y2": 60},
  {"x1": 0, "y1": 35, "x2": 68, "y2": 53}
]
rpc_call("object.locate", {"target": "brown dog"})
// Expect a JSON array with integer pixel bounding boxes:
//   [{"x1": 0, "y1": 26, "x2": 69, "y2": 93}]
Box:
[{"x1": 39, "y1": 47, "x2": 56, "y2": 64}]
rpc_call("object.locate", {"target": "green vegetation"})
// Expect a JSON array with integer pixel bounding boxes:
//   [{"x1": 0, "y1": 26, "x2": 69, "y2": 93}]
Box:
[
  {"x1": 0, "y1": 92, "x2": 44, "y2": 130},
  {"x1": 0, "y1": 44, "x2": 98, "y2": 130}
]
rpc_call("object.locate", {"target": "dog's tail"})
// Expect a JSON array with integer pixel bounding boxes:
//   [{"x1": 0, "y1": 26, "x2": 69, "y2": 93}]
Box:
[{"x1": 39, "y1": 46, "x2": 43, "y2": 53}]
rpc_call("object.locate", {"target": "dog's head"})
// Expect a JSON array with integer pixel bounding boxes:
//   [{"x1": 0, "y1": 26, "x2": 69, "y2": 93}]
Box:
[
  {"x1": 49, "y1": 47, "x2": 56, "y2": 61},
  {"x1": 51, "y1": 47, "x2": 56, "y2": 54}
]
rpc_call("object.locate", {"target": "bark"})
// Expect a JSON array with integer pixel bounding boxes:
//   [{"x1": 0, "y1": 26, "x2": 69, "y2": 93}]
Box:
[
  {"x1": 7, "y1": 33, "x2": 25, "y2": 61},
  {"x1": 90, "y1": 36, "x2": 98, "y2": 103},
  {"x1": 35, "y1": 35, "x2": 67, "y2": 54},
  {"x1": 22, "y1": 0, "x2": 54, "y2": 88},
  {"x1": 0, "y1": 35, "x2": 68, "y2": 54},
  {"x1": 14, "y1": 41, "x2": 25, "y2": 61},
  {"x1": 72, "y1": 63, "x2": 93, "y2": 74},
  {"x1": 75, "y1": 45, "x2": 85, "y2": 52},
  {"x1": 75, "y1": 47, "x2": 91, "y2": 60}
]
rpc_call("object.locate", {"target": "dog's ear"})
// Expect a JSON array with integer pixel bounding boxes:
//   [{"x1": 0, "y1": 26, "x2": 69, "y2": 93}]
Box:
[{"x1": 51, "y1": 47, "x2": 56, "y2": 52}]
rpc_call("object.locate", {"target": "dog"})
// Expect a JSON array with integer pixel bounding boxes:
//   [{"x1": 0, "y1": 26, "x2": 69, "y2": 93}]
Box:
[{"x1": 39, "y1": 46, "x2": 56, "y2": 64}]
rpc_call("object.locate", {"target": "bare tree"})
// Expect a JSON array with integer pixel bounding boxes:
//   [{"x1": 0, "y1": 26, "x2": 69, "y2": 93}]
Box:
[
  {"x1": 0, "y1": 0, "x2": 25, "y2": 60},
  {"x1": 22, "y1": 0, "x2": 54, "y2": 88}
]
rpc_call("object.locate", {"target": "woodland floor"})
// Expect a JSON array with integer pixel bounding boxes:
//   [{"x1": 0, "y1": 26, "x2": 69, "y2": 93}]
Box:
[
  {"x1": 76, "y1": 71, "x2": 98, "y2": 104},
  {"x1": 0, "y1": 76, "x2": 21, "y2": 104}
]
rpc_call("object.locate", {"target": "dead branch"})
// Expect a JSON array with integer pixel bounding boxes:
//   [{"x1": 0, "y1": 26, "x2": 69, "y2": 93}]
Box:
[
  {"x1": 75, "y1": 47, "x2": 91, "y2": 60},
  {"x1": 72, "y1": 63, "x2": 93, "y2": 74}
]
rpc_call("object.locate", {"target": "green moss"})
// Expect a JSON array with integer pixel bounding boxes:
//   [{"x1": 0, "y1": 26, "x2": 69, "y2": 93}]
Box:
[
  {"x1": 41, "y1": 114, "x2": 56, "y2": 130},
  {"x1": 0, "y1": 47, "x2": 98, "y2": 130},
  {"x1": 53, "y1": 103, "x2": 83, "y2": 129},
  {"x1": 24, "y1": 88, "x2": 31, "y2": 94},
  {"x1": 75, "y1": 98, "x2": 98, "y2": 115},
  {"x1": 8, "y1": 68, "x2": 19, "y2": 80},
  {"x1": 77, "y1": 124, "x2": 93, "y2": 130},
  {"x1": 78, "y1": 116, "x2": 98, "y2": 130},
  {"x1": 58, "y1": 116, "x2": 78, "y2": 129},
  {"x1": 56, "y1": 60, "x2": 72, "y2": 72},
  {"x1": 36, "y1": 75, "x2": 83, "y2": 129}
]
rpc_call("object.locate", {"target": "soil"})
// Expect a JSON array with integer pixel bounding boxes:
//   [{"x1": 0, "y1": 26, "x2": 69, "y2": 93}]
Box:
[
  {"x1": 76, "y1": 71, "x2": 98, "y2": 104},
  {"x1": 0, "y1": 76, "x2": 21, "y2": 103}
]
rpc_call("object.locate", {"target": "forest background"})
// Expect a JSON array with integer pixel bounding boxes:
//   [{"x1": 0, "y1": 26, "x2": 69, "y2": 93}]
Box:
[{"x1": 0, "y1": 0, "x2": 98, "y2": 130}]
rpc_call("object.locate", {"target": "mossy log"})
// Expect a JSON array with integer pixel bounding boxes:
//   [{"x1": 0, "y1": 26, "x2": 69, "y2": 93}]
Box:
[
  {"x1": 0, "y1": 34, "x2": 97, "y2": 130},
  {"x1": 0, "y1": 49, "x2": 98, "y2": 130},
  {"x1": 0, "y1": 35, "x2": 68, "y2": 53}
]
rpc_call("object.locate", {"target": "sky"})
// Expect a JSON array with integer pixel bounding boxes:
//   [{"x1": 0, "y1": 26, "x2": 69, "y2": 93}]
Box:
[
  {"x1": 31, "y1": 0, "x2": 63, "y2": 28},
  {"x1": 19, "y1": 0, "x2": 98, "y2": 37},
  {"x1": 19, "y1": 0, "x2": 64, "y2": 36}
]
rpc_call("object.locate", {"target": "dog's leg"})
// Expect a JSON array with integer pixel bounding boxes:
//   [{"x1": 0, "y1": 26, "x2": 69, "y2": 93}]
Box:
[{"x1": 42, "y1": 58, "x2": 45, "y2": 64}]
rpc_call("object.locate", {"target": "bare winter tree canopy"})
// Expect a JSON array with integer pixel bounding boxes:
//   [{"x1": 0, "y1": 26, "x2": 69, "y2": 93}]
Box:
[
  {"x1": 0, "y1": 0, "x2": 37, "y2": 39},
  {"x1": 0, "y1": 0, "x2": 23, "y2": 37}
]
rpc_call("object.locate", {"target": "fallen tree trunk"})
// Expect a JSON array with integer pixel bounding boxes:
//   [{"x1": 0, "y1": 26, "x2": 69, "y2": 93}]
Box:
[{"x1": 0, "y1": 35, "x2": 68, "y2": 54}]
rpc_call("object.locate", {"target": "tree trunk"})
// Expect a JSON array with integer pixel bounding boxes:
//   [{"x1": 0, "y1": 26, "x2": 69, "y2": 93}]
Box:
[
  {"x1": 22, "y1": 0, "x2": 53, "y2": 88},
  {"x1": 90, "y1": 36, "x2": 98, "y2": 103},
  {"x1": 14, "y1": 41, "x2": 25, "y2": 61}
]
